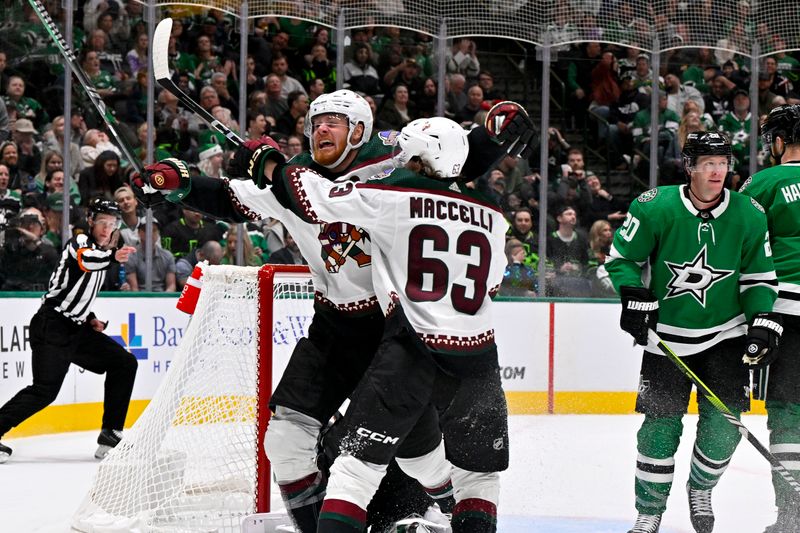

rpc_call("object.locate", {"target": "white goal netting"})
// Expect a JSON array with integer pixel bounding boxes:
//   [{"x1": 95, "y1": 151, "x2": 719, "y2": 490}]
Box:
[{"x1": 72, "y1": 265, "x2": 313, "y2": 533}]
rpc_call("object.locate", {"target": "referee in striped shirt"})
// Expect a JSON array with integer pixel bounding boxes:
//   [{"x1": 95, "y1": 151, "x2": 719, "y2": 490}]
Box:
[{"x1": 0, "y1": 198, "x2": 138, "y2": 463}]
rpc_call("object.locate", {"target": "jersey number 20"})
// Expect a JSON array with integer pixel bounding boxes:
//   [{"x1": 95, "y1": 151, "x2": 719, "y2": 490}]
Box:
[
  {"x1": 619, "y1": 212, "x2": 641, "y2": 242},
  {"x1": 406, "y1": 224, "x2": 490, "y2": 315}
]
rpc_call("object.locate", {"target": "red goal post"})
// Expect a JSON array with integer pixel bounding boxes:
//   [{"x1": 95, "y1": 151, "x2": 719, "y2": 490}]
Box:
[{"x1": 256, "y1": 264, "x2": 311, "y2": 513}]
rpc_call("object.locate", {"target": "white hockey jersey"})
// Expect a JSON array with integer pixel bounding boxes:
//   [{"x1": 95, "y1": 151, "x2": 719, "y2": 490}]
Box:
[
  {"x1": 273, "y1": 165, "x2": 509, "y2": 355},
  {"x1": 228, "y1": 178, "x2": 380, "y2": 315}
]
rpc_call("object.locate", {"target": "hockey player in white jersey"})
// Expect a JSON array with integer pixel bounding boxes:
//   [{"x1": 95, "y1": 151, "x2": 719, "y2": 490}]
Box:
[
  {"x1": 136, "y1": 92, "x2": 531, "y2": 532},
  {"x1": 258, "y1": 116, "x2": 510, "y2": 533}
]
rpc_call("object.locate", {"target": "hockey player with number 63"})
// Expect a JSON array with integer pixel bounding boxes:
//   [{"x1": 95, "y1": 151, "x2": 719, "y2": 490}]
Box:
[
  {"x1": 136, "y1": 91, "x2": 532, "y2": 532},
  {"x1": 739, "y1": 104, "x2": 800, "y2": 533},
  {"x1": 262, "y1": 116, "x2": 510, "y2": 533},
  {"x1": 605, "y1": 131, "x2": 781, "y2": 533}
]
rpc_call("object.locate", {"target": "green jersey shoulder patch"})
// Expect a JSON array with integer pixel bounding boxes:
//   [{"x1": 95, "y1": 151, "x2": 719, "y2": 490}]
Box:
[
  {"x1": 637, "y1": 188, "x2": 659, "y2": 203},
  {"x1": 738, "y1": 175, "x2": 753, "y2": 192},
  {"x1": 750, "y1": 196, "x2": 765, "y2": 213}
]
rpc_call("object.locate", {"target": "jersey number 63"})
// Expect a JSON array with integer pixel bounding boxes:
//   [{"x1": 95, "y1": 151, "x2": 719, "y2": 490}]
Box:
[{"x1": 405, "y1": 224, "x2": 490, "y2": 315}]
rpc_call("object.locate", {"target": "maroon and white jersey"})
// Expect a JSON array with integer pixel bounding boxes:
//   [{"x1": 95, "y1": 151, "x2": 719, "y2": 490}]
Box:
[
  {"x1": 273, "y1": 166, "x2": 509, "y2": 355},
  {"x1": 228, "y1": 178, "x2": 379, "y2": 316}
]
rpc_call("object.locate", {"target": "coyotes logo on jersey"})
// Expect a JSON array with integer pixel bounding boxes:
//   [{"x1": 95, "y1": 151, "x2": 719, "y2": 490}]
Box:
[{"x1": 318, "y1": 222, "x2": 371, "y2": 273}]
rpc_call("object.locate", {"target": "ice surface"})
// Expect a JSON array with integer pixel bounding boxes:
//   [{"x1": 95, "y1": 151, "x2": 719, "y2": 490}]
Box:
[{"x1": 0, "y1": 414, "x2": 777, "y2": 532}]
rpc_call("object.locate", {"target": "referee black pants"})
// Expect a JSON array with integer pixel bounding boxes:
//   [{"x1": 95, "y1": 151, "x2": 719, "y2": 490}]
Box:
[{"x1": 0, "y1": 307, "x2": 138, "y2": 437}]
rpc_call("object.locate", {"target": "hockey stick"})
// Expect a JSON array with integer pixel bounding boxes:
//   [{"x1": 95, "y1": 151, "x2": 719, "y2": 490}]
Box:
[
  {"x1": 648, "y1": 329, "x2": 800, "y2": 501},
  {"x1": 26, "y1": 0, "x2": 163, "y2": 206},
  {"x1": 26, "y1": 0, "x2": 143, "y2": 174},
  {"x1": 152, "y1": 18, "x2": 245, "y2": 147}
]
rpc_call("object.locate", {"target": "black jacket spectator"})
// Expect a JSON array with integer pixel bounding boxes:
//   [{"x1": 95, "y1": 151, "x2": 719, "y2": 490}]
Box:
[
  {"x1": 78, "y1": 151, "x2": 125, "y2": 205},
  {"x1": 161, "y1": 209, "x2": 224, "y2": 259},
  {"x1": 343, "y1": 43, "x2": 380, "y2": 95},
  {"x1": 0, "y1": 213, "x2": 59, "y2": 291}
]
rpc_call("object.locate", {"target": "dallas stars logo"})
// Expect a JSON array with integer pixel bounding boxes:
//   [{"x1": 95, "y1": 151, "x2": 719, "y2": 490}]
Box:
[{"x1": 663, "y1": 245, "x2": 734, "y2": 307}]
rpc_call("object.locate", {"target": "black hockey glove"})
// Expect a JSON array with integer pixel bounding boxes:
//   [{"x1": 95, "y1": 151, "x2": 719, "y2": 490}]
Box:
[
  {"x1": 619, "y1": 286, "x2": 659, "y2": 346},
  {"x1": 485, "y1": 101, "x2": 535, "y2": 159},
  {"x1": 742, "y1": 312, "x2": 783, "y2": 369},
  {"x1": 228, "y1": 137, "x2": 285, "y2": 189}
]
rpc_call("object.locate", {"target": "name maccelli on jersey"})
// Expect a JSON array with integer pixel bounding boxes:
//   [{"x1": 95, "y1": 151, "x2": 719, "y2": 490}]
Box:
[{"x1": 409, "y1": 196, "x2": 493, "y2": 232}]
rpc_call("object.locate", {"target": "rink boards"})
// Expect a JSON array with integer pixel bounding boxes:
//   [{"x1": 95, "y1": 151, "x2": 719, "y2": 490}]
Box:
[{"x1": 0, "y1": 295, "x2": 763, "y2": 437}]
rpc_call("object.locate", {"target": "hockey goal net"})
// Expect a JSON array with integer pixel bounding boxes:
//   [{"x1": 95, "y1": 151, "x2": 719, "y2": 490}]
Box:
[{"x1": 72, "y1": 264, "x2": 313, "y2": 533}]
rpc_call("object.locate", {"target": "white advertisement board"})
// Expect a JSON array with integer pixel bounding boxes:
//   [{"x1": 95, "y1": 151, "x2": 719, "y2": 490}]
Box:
[{"x1": 0, "y1": 296, "x2": 642, "y2": 411}]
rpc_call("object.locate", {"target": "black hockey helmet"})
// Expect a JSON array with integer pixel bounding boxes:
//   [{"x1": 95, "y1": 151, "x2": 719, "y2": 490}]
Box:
[
  {"x1": 761, "y1": 104, "x2": 800, "y2": 148},
  {"x1": 682, "y1": 131, "x2": 732, "y2": 180},
  {"x1": 87, "y1": 197, "x2": 121, "y2": 220}
]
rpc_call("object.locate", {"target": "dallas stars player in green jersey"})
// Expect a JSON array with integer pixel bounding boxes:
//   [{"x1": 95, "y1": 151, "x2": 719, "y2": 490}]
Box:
[
  {"x1": 605, "y1": 131, "x2": 782, "y2": 533},
  {"x1": 739, "y1": 104, "x2": 800, "y2": 533}
]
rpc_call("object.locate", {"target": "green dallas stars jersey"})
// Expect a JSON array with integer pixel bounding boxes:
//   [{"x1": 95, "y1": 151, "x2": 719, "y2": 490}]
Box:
[
  {"x1": 605, "y1": 185, "x2": 778, "y2": 356},
  {"x1": 739, "y1": 163, "x2": 800, "y2": 315}
]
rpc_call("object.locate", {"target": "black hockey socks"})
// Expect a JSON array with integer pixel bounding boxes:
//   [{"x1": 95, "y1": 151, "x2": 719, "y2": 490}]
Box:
[
  {"x1": 424, "y1": 479, "x2": 455, "y2": 513},
  {"x1": 451, "y1": 498, "x2": 497, "y2": 533},
  {"x1": 317, "y1": 499, "x2": 366, "y2": 532},
  {"x1": 279, "y1": 471, "x2": 326, "y2": 532}
]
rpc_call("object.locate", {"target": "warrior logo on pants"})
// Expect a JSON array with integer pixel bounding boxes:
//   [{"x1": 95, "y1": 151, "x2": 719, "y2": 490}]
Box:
[{"x1": 318, "y1": 222, "x2": 371, "y2": 273}]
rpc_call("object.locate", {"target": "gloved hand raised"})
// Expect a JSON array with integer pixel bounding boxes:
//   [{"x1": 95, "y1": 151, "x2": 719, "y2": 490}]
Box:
[
  {"x1": 742, "y1": 312, "x2": 783, "y2": 369},
  {"x1": 228, "y1": 137, "x2": 285, "y2": 188},
  {"x1": 132, "y1": 158, "x2": 190, "y2": 194},
  {"x1": 619, "y1": 286, "x2": 659, "y2": 346},
  {"x1": 485, "y1": 101, "x2": 535, "y2": 159}
]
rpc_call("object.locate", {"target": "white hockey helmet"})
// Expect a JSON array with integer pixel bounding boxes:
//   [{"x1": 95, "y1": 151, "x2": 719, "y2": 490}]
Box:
[
  {"x1": 304, "y1": 89, "x2": 373, "y2": 169},
  {"x1": 394, "y1": 117, "x2": 469, "y2": 178}
]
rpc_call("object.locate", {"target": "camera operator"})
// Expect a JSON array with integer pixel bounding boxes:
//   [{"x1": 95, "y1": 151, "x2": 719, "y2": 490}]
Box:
[
  {"x1": 0, "y1": 212, "x2": 58, "y2": 291},
  {"x1": 0, "y1": 162, "x2": 21, "y2": 244},
  {"x1": 557, "y1": 148, "x2": 592, "y2": 210}
]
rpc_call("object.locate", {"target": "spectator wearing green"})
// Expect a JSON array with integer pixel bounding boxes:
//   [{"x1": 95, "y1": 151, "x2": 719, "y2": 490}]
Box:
[
  {"x1": 3, "y1": 76, "x2": 48, "y2": 131},
  {"x1": 42, "y1": 194, "x2": 67, "y2": 250},
  {"x1": 631, "y1": 91, "x2": 680, "y2": 149},
  {"x1": 718, "y1": 89, "x2": 761, "y2": 181},
  {"x1": 771, "y1": 40, "x2": 800, "y2": 84}
]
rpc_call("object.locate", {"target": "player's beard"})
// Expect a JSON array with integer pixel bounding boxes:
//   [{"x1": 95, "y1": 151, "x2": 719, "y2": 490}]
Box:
[{"x1": 313, "y1": 132, "x2": 348, "y2": 168}]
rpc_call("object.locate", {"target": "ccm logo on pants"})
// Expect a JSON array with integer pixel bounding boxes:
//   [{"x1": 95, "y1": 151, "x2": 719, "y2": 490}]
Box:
[{"x1": 357, "y1": 427, "x2": 399, "y2": 445}]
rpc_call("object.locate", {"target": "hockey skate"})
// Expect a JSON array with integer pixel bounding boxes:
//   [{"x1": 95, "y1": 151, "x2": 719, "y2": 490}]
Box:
[
  {"x1": 95, "y1": 428, "x2": 123, "y2": 459},
  {"x1": 241, "y1": 512, "x2": 296, "y2": 533},
  {"x1": 422, "y1": 504, "x2": 452, "y2": 532},
  {"x1": 687, "y1": 482, "x2": 714, "y2": 533},
  {"x1": 0, "y1": 442, "x2": 12, "y2": 463},
  {"x1": 627, "y1": 513, "x2": 661, "y2": 533},
  {"x1": 764, "y1": 509, "x2": 800, "y2": 533},
  {"x1": 393, "y1": 510, "x2": 452, "y2": 533}
]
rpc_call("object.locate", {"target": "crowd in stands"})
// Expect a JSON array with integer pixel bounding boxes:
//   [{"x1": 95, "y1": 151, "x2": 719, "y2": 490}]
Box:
[{"x1": 0, "y1": 0, "x2": 797, "y2": 299}]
